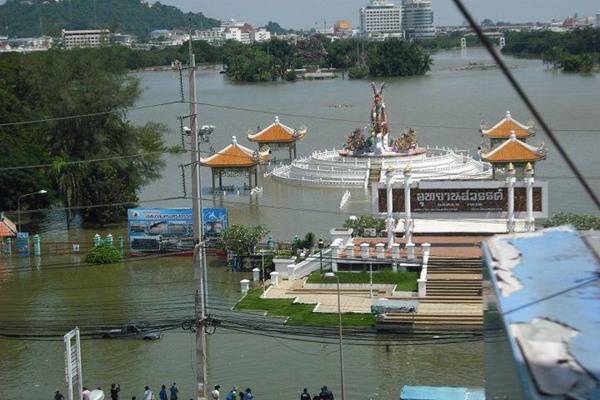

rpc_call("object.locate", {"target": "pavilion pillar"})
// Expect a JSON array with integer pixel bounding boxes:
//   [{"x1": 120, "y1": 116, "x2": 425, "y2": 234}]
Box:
[
  {"x1": 525, "y1": 162, "x2": 535, "y2": 232},
  {"x1": 211, "y1": 169, "x2": 216, "y2": 192},
  {"x1": 506, "y1": 163, "x2": 516, "y2": 233},
  {"x1": 219, "y1": 171, "x2": 223, "y2": 189}
]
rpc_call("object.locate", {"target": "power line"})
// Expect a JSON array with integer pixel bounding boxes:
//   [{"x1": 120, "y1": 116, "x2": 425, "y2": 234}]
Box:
[{"x1": 450, "y1": 0, "x2": 600, "y2": 212}]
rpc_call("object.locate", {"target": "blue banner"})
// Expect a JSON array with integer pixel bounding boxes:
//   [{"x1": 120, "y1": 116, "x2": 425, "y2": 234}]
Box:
[{"x1": 127, "y1": 208, "x2": 228, "y2": 253}]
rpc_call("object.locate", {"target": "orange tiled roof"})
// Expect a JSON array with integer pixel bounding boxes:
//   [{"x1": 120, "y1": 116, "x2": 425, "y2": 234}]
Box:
[
  {"x1": 201, "y1": 136, "x2": 264, "y2": 167},
  {"x1": 247, "y1": 116, "x2": 306, "y2": 143},
  {"x1": 481, "y1": 111, "x2": 535, "y2": 139},
  {"x1": 0, "y1": 216, "x2": 17, "y2": 237},
  {"x1": 481, "y1": 135, "x2": 546, "y2": 163}
]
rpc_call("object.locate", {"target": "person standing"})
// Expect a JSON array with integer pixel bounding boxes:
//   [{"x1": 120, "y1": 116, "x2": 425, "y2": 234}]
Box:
[
  {"x1": 82, "y1": 387, "x2": 91, "y2": 400},
  {"x1": 225, "y1": 386, "x2": 238, "y2": 400},
  {"x1": 169, "y1": 383, "x2": 179, "y2": 400},
  {"x1": 54, "y1": 389, "x2": 65, "y2": 400},
  {"x1": 111, "y1": 383, "x2": 120, "y2": 400},
  {"x1": 300, "y1": 388, "x2": 310, "y2": 400},
  {"x1": 143, "y1": 386, "x2": 153, "y2": 400},
  {"x1": 159, "y1": 385, "x2": 168, "y2": 400},
  {"x1": 210, "y1": 385, "x2": 221, "y2": 400},
  {"x1": 243, "y1": 388, "x2": 253, "y2": 400}
]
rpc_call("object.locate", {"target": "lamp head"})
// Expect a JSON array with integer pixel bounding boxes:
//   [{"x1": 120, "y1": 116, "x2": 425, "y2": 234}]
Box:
[{"x1": 38, "y1": 190, "x2": 48, "y2": 194}]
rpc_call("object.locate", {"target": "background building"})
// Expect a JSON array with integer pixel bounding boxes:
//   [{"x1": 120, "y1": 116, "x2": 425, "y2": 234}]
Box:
[
  {"x1": 360, "y1": 0, "x2": 404, "y2": 40},
  {"x1": 62, "y1": 29, "x2": 110, "y2": 49},
  {"x1": 402, "y1": 0, "x2": 435, "y2": 39}
]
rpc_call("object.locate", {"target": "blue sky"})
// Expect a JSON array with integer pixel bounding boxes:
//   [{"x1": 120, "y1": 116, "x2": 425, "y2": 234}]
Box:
[{"x1": 157, "y1": 0, "x2": 599, "y2": 29}]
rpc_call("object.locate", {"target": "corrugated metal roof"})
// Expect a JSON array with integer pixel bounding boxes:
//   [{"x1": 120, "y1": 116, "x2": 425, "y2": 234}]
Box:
[
  {"x1": 483, "y1": 226, "x2": 600, "y2": 398},
  {"x1": 400, "y1": 385, "x2": 485, "y2": 400},
  {"x1": 0, "y1": 216, "x2": 17, "y2": 237}
]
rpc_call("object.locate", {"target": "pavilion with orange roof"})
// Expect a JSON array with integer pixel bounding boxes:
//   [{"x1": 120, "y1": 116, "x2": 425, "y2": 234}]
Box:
[
  {"x1": 480, "y1": 131, "x2": 546, "y2": 178},
  {"x1": 247, "y1": 116, "x2": 307, "y2": 161},
  {"x1": 200, "y1": 136, "x2": 268, "y2": 192},
  {"x1": 480, "y1": 110, "x2": 536, "y2": 147}
]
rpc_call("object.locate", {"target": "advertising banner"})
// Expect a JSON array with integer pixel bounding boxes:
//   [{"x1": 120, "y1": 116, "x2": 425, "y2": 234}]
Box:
[
  {"x1": 16, "y1": 232, "x2": 29, "y2": 256},
  {"x1": 127, "y1": 208, "x2": 228, "y2": 253}
]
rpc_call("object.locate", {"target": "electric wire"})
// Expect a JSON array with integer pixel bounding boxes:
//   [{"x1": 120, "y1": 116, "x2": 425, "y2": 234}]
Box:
[{"x1": 450, "y1": 0, "x2": 600, "y2": 212}]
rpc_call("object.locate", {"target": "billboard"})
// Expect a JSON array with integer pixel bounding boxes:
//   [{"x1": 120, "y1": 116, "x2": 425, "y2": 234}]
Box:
[{"x1": 127, "y1": 208, "x2": 228, "y2": 253}]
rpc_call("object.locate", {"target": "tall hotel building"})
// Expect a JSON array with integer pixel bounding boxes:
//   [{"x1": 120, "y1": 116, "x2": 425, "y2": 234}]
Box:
[
  {"x1": 402, "y1": 0, "x2": 435, "y2": 39},
  {"x1": 359, "y1": 0, "x2": 404, "y2": 40}
]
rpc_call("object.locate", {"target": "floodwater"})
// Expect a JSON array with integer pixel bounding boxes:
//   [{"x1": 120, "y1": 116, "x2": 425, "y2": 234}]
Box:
[{"x1": 1, "y1": 48, "x2": 599, "y2": 400}]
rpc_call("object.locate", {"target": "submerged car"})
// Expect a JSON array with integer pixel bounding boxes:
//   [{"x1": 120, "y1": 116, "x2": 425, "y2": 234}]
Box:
[{"x1": 92, "y1": 322, "x2": 163, "y2": 340}]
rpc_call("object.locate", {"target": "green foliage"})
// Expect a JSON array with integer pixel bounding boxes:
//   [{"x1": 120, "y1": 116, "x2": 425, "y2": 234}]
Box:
[
  {"x1": 366, "y1": 39, "x2": 432, "y2": 77},
  {"x1": 0, "y1": 48, "x2": 167, "y2": 224},
  {"x1": 219, "y1": 224, "x2": 270, "y2": 256},
  {"x1": 85, "y1": 243, "x2": 122, "y2": 264},
  {"x1": 503, "y1": 28, "x2": 600, "y2": 72},
  {"x1": 348, "y1": 64, "x2": 369, "y2": 79},
  {"x1": 543, "y1": 213, "x2": 600, "y2": 230},
  {"x1": 0, "y1": 0, "x2": 220, "y2": 39},
  {"x1": 342, "y1": 215, "x2": 386, "y2": 237}
]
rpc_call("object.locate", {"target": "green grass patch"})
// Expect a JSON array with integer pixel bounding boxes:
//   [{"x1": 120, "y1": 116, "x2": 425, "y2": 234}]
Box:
[
  {"x1": 307, "y1": 270, "x2": 418, "y2": 292},
  {"x1": 234, "y1": 288, "x2": 376, "y2": 327}
]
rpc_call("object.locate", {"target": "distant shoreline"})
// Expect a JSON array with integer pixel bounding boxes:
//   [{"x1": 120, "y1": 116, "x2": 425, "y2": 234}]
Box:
[{"x1": 131, "y1": 63, "x2": 223, "y2": 73}]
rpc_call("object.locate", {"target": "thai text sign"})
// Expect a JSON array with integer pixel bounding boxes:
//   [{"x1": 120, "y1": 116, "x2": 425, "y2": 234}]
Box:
[{"x1": 376, "y1": 181, "x2": 547, "y2": 217}]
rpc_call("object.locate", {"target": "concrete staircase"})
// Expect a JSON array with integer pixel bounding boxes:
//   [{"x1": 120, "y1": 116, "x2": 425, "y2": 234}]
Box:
[{"x1": 378, "y1": 257, "x2": 484, "y2": 329}]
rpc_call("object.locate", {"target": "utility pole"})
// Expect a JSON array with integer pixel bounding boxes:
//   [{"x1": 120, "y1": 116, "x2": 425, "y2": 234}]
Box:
[{"x1": 188, "y1": 24, "x2": 208, "y2": 400}]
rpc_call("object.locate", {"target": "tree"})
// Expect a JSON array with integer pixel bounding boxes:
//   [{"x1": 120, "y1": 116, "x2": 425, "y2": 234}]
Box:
[
  {"x1": 0, "y1": 48, "x2": 168, "y2": 224},
  {"x1": 343, "y1": 216, "x2": 386, "y2": 237},
  {"x1": 219, "y1": 224, "x2": 270, "y2": 267}
]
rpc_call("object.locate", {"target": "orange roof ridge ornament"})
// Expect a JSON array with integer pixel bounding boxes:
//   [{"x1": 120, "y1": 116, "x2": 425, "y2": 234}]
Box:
[
  {"x1": 247, "y1": 116, "x2": 307, "y2": 143},
  {"x1": 481, "y1": 110, "x2": 536, "y2": 139}
]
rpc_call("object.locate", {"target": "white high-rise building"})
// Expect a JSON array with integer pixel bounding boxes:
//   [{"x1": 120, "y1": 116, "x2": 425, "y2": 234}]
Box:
[
  {"x1": 402, "y1": 0, "x2": 435, "y2": 39},
  {"x1": 359, "y1": 0, "x2": 404, "y2": 40}
]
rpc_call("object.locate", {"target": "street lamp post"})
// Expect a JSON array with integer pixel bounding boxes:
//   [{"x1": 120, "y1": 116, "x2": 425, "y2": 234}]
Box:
[
  {"x1": 318, "y1": 235, "x2": 324, "y2": 274},
  {"x1": 17, "y1": 190, "x2": 48, "y2": 232},
  {"x1": 261, "y1": 249, "x2": 265, "y2": 295},
  {"x1": 325, "y1": 272, "x2": 346, "y2": 400}
]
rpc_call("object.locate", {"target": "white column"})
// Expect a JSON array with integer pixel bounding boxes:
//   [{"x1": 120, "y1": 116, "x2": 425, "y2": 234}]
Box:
[
  {"x1": 240, "y1": 279, "x2": 250, "y2": 293},
  {"x1": 252, "y1": 268, "x2": 260, "y2": 282},
  {"x1": 422, "y1": 243, "x2": 431, "y2": 266},
  {"x1": 270, "y1": 271, "x2": 280, "y2": 286},
  {"x1": 336, "y1": 242, "x2": 343, "y2": 258},
  {"x1": 507, "y1": 162, "x2": 516, "y2": 233},
  {"x1": 376, "y1": 243, "x2": 385, "y2": 259},
  {"x1": 385, "y1": 166, "x2": 396, "y2": 248},
  {"x1": 404, "y1": 166, "x2": 413, "y2": 245},
  {"x1": 406, "y1": 243, "x2": 415, "y2": 260},
  {"x1": 525, "y1": 162, "x2": 535, "y2": 232},
  {"x1": 391, "y1": 243, "x2": 400, "y2": 259},
  {"x1": 345, "y1": 243, "x2": 354, "y2": 258},
  {"x1": 287, "y1": 264, "x2": 296, "y2": 281},
  {"x1": 361, "y1": 243, "x2": 369, "y2": 259}
]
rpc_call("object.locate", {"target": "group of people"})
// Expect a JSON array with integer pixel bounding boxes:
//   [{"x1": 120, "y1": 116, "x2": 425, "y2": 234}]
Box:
[
  {"x1": 54, "y1": 382, "x2": 181, "y2": 400},
  {"x1": 300, "y1": 385, "x2": 335, "y2": 400},
  {"x1": 137, "y1": 383, "x2": 179, "y2": 400},
  {"x1": 209, "y1": 384, "x2": 254, "y2": 400}
]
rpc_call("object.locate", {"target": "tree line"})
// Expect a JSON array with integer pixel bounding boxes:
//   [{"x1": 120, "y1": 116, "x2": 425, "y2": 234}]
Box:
[
  {"x1": 220, "y1": 36, "x2": 432, "y2": 82},
  {"x1": 502, "y1": 27, "x2": 600, "y2": 73},
  {"x1": 0, "y1": 0, "x2": 219, "y2": 39},
  {"x1": 0, "y1": 47, "x2": 169, "y2": 226}
]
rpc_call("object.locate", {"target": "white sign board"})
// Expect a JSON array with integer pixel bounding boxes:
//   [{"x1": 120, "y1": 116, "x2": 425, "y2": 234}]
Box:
[{"x1": 64, "y1": 328, "x2": 83, "y2": 400}]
